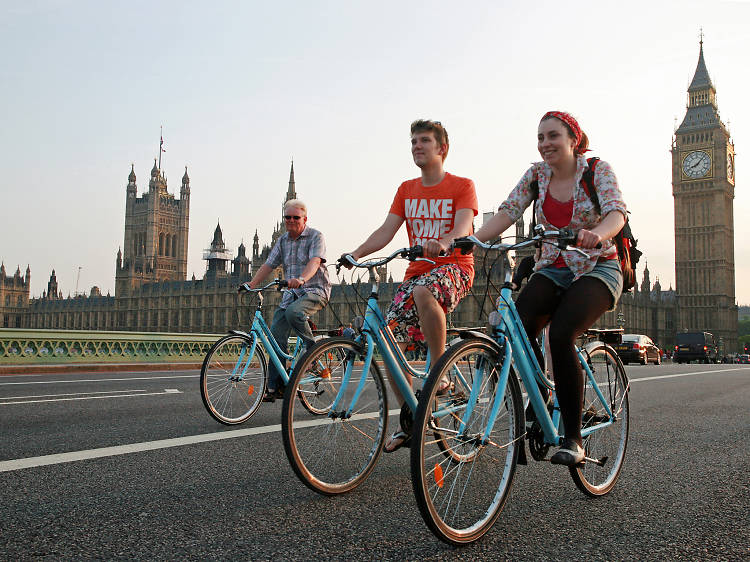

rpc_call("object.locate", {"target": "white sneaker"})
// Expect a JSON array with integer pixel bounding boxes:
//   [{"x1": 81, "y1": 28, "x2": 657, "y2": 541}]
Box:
[{"x1": 550, "y1": 439, "x2": 585, "y2": 465}]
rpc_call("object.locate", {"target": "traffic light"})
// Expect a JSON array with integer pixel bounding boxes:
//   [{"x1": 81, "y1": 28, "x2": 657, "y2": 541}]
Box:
[{"x1": 744, "y1": 343, "x2": 749, "y2": 354}]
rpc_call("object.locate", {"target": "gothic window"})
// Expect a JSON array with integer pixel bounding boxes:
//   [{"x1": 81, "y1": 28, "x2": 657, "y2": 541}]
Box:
[
  {"x1": 4, "y1": 295, "x2": 9, "y2": 306},
  {"x1": 172, "y1": 236, "x2": 177, "y2": 258},
  {"x1": 159, "y1": 233, "x2": 164, "y2": 256},
  {"x1": 17, "y1": 296, "x2": 23, "y2": 306}
]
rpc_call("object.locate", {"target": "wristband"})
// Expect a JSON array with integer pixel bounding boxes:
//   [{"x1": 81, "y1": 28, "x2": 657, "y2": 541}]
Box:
[{"x1": 298, "y1": 277, "x2": 306, "y2": 285}]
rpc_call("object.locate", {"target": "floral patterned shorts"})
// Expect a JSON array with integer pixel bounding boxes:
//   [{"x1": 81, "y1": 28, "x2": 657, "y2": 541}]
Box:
[{"x1": 385, "y1": 264, "x2": 472, "y2": 343}]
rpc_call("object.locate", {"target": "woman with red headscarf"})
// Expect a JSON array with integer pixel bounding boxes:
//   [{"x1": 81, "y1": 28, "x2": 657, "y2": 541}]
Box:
[{"x1": 473, "y1": 111, "x2": 627, "y2": 465}]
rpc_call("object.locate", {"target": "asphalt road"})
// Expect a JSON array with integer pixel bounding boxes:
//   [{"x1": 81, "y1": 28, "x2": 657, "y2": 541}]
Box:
[{"x1": 1, "y1": 362, "x2": 748, "y2": 560}]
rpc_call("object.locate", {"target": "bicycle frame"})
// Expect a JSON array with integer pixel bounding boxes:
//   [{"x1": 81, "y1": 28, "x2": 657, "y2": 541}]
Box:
[
  {"x1": 327, "y1": 255, "x2": 431, "y2": 418},
  {"x1": 232, "y1": 282, "x2": 305, "y2": 385},
  {"x1": 441, "y1": 232, "x2": 617, "y2": 447}
]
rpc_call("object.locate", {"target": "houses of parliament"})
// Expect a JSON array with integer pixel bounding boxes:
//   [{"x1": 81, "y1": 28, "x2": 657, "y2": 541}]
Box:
[{"x1": 0, "y1": 41, "x2": 739, "y2": 352}]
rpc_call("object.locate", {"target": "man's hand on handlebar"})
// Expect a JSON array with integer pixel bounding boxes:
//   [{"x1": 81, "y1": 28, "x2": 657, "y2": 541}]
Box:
[
  {"x1": 338, "y1": 253, "x2": 355, "y2": 271},
  {"x1": 287, "y1": 277, "x2": 304, "y2": 289},
  {"x1": 422, "y1": 238, "x2": 448, "y2": 258}
]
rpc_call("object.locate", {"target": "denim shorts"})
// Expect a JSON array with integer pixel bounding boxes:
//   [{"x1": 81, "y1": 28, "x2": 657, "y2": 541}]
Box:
[{"x1": 533, "y1": 260, "x2": 623, "y2": 310}]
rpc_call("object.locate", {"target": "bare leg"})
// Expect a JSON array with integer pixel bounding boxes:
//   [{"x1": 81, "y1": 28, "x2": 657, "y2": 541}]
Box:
[{"x1": 412, "y1": 285, "x2": 447, "y2": 366}]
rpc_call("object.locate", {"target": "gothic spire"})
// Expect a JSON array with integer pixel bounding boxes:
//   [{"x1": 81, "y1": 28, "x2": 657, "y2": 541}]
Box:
[
  {"x1": 688, "y1": 36, "x2": 714, "y2": 92},
  {"x1": 286, "y1": 160, "x2": 297, "y2": 202}
]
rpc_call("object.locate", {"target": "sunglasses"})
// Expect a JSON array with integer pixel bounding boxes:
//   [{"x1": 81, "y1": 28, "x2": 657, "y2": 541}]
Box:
[{"x1": 284, "y1": 215, "x2": 303, "y2": 220}]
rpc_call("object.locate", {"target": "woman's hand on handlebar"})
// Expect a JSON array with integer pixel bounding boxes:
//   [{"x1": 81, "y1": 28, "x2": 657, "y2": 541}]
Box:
[{"x1": 576, "y1": 228, "x2": 603, "y2": 249}]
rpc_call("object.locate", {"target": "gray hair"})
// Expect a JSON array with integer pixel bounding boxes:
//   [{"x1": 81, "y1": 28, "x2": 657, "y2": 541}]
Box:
[{"x1": 284, "y1": 199, "x2": 307, "y2": 215}]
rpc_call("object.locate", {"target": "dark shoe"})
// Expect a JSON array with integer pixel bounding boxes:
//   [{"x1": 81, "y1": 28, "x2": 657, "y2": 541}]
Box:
[
  {"x1": 383, "y1": 430, "x2": 411, "y2": 453},
  {"x1": 550, "y1": 439, "x2": 585, "y2": 466},
  {"x1": 262, "y1": 387, "x2": 285, "y2": 402}
]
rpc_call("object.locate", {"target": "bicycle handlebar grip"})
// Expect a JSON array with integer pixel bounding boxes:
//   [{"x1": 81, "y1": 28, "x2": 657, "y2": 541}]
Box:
[
  {"x1": 453, "y1": 237, "x2": 475, "y2": 255},
  {"x1": 408, "y1": 245, "x2": 424, "y2": 260},
  {"x1": 238, "y1": 282, "x2": 251, "y2": 293},
  {"x1": 277, "y1": 279, "x2": 289, "y2": 288}
]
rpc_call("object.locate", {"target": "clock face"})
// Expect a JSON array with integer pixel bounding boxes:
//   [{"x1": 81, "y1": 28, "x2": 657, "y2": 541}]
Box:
[
  {"x1": 683, "y1": 150, "x2": 712, "y2": 179},
  {"x1": 727, "y1": 153, "x2": 735, "y2": 181}
]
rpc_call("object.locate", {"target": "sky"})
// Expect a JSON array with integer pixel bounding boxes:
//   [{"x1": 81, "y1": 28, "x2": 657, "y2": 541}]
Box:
[{"x1": 2, "y1": 0, "x2": 750, "y2": 304}]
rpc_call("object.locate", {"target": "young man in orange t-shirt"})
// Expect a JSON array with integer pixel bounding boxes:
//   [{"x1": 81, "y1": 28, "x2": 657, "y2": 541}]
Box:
[{"x1": 341, "y1": 119, "x2": 478, "y2": 452}]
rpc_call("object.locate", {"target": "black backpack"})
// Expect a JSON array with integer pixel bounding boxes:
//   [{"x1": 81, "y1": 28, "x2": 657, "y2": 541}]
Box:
[{"x1": 529, "y1": 157, "x2": 642, "y2": 292}]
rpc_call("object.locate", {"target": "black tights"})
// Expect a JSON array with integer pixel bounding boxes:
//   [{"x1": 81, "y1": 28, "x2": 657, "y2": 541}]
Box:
[{"x1": 515, "y1": 273, "x2": 613, "y2": 444}]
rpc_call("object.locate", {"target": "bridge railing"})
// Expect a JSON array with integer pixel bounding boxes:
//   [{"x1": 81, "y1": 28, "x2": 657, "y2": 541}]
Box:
[{"x1": 0, "y1": 328, "x2": 225, "y2": 364}]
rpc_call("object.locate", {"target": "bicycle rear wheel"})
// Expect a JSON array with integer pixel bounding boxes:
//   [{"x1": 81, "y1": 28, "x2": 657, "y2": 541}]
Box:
[
  {"x1": 570, "y1": 343, "x2": 629, "y2": 496},
  {"x1": 292, "y1": 338, "x2": 338, "y2": 415},
  {"x1": 282, "y1": 337, "x2": 388, "y2": 495},
  {"x1": 200, "y1": 334, "x2": 267, "y2": 425},
  {"x1": 411, "y1": 337, "x2": 523, "y2": 545}
]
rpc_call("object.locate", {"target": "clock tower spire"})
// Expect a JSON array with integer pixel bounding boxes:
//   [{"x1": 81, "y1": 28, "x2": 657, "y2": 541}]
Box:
[{"x1": 671, "y1": 35, "x2": 737, "y2": 352}]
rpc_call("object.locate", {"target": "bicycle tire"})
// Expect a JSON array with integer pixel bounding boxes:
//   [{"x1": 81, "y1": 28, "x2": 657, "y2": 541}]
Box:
[
  {"x1": 282, "y1": 337, "x2": 388, "y2": 495},
  {"x1": 569, "y1": 343, "x2": 629, "y2": 496},
  {"x1": 411, "y1": 337, "x2": 523, "y2": 545},
  {"x1": 200, "y1": 333, "x2": 267, "y2": 425}
]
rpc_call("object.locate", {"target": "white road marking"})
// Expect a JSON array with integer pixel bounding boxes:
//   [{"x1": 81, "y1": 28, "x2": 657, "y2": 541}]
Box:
[
  {"x1": 628, "y1": 367, "x2": 748, "y2": 383},
  {"x1": 0, "y1": 368, "x2": 744, "y2": 473},
  {"x1": 0, "y1": 390, "x2": 181, "y2": 406},
  {"x1": 0, "y1": 389, "x2": 146, "y2": 400},
  {"x1": 0, "y1": 409, "x2": 402, "y2": 473},
  {"x1": 0, "y1": 374, "x2": 197, "y2": 386}
]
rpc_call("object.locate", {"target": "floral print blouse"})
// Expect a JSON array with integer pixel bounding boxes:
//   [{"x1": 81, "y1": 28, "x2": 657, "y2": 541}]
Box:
[{"x1": 498, "y1": 155, "x2": 627, "y2": 280}]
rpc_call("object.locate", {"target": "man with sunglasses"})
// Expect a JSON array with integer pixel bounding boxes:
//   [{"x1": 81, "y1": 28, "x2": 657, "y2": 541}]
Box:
[
  {"x1": 340, "y1": 119, "x2": 478, "y2": 451},
  {"x1": 248, "y1": 199, "x2": 331, "y2": 401}
]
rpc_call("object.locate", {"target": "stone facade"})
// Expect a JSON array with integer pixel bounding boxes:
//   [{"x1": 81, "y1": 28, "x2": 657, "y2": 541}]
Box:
[{"x1": 0, "y1": 264, "x2": 30, "y2": 328}]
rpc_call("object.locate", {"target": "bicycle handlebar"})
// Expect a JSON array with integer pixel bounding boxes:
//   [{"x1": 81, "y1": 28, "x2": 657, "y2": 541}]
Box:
[
  {"x1": 237, "y1": 279, "x2": 289, "y2": 294},
  {"x1": 452, "y1": 227, "x2": 599, "y2": 257},
  {"x1": 336, "y1": 246, "x2": 436, "y2": 274}
]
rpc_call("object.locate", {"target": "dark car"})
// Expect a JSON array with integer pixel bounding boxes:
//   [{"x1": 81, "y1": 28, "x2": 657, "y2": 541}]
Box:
[
  {"x1": 673, "y1": 331, "x2": 718, "y2": 364},
  {"x1": 615, "y1": 334, "x2": 661, "y2": 365}
]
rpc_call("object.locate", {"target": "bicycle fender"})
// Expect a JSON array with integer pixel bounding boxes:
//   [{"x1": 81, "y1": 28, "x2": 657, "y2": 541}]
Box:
[
  {"x1": 229, "y1": 330, "x2": 251, "y2": 338},
  {"x1": 457, "y1": 330, "x2": 502, "y2": 352}
]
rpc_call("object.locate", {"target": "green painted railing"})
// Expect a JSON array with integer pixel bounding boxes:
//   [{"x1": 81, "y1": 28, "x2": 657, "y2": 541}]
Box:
[{"x1": 0, "y1": 328, "x2": 225, "y2": 364}]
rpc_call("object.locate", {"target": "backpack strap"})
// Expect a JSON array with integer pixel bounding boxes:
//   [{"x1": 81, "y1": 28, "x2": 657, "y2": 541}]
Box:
[{"x1": 580, "y1": 157, "x2": 601, "y2": 215}]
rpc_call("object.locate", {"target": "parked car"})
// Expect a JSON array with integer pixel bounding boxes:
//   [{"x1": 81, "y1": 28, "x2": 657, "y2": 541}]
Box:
[
  {"x1": 615, "y1": 334, "x2": 661, "y2": 365},
  {"x1": 738, "y1": 354, "x2": 750, "y2": 364},
  {"x1": 673, "y1": 331, "x2": 719, "y2": 364}
]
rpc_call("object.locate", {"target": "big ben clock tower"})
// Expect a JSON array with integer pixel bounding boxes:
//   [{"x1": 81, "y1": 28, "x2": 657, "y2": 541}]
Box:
[{"x1": 672, "y1": 37, "x2": 737, "y2": 351}]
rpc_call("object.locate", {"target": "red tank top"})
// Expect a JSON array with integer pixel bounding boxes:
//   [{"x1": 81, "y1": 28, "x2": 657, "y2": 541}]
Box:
[{"x1": 542, "y1": 195, "x2": 573, "y2": 268}]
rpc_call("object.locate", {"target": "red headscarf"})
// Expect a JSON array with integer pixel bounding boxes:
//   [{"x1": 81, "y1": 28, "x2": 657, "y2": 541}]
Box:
[{"x1": 541, "y1": 111, "x2": 588, "y2": 153}]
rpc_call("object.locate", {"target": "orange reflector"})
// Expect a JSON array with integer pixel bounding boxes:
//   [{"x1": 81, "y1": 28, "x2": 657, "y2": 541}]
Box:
[
  {"x1": 434, "y1": 464, "x2": 444, "y2": 488},
  {"x1": 247, "y1": 385, "x2": 255, "y2": 396},
  {"x1": 320, "y1": 368, "x2": 331, "y2": 379}
]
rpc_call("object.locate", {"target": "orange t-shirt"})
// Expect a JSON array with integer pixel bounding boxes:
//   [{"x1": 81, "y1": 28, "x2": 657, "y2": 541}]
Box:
[{"x1": 389, "y1": 172, "x2": 478, "y2": 280}]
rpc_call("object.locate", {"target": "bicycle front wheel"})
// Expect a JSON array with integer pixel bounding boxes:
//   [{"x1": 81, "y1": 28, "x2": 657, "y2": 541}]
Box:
[
  {"x1": 200, "y1": 334, "x2": 267, "y2": 425},
  {"x1": 282, "y1": 337, "x2": 388, "y2": 495},
  {"x1": 411, "y1": 337, "x2": 523, "y2": 545},
  {"x1": 570, "y1": 343, "x2": 629, "y2": 496}
]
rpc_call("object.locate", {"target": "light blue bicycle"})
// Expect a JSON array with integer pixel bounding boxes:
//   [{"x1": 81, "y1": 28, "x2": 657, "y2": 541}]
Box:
[
  {"x1": 200, "y1": 279, "x2": 328, "y2": 424},
  {"x1": 410, "y1": 228, "x2": 630, "y2": 544},
  {"x1": 281, "y1": 246, "x2": 461, "y2": 495}
]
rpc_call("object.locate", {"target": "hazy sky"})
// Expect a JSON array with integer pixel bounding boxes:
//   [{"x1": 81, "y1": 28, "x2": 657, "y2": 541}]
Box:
[{"x1": 2, "y1": 1, "x2": 749, "y2": 304}]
